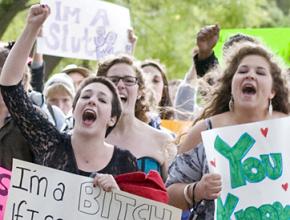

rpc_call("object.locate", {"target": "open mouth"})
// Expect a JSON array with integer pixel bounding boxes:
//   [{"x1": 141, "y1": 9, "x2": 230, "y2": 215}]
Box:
[
  {"x1": 119, "y1": 95, "x2": 127, "y2": 103},
  {"x1": 82, "y1": 109, "x2": 97, "y2": 125},
  {"x1": 242, "y1": 84, "x2": 256, "y2": 95}
]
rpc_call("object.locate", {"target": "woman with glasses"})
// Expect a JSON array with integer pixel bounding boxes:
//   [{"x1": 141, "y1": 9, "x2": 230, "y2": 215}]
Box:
[{"x1": 97, "y1": 55, "x2": 174, "y2": 181}]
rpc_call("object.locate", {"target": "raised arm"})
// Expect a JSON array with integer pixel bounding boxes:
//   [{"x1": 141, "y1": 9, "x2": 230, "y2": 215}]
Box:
[
  {"x1": 194, "y1": 24, "x2": 219, "y2": 77},
  {"x1": 174, "y1": 64, "x2": 198, "y2": 120},
  {"x1": 30, "y1": 42, "x2": 45, "y2": 92},
  {"x1": 127, "y1": 28, "x2": 137, "y2": 55},
  {"x1": 0, "y1": 4, "x2": 50, "y2": 85}
]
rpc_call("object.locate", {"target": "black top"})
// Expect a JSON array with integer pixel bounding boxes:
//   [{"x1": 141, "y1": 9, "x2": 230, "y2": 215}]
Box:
[
  {"x1": 193, "y1": 52, "x2": 218, "y2": 78},
  {"x1": 0, "y1": 117, "x2": 33, "y2": 170},
  {"x1": 0, "y1": 82, "x2": 138, "y2": 176}
]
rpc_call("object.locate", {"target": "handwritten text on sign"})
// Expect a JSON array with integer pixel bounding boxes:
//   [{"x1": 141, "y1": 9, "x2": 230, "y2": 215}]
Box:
[
  {"x1": 0, "y1": 167, "x2": 11, "y2": 220},
  {"x1": 4, "y1": 159, "x2": 181, "y2": 220},
  {"x1": 38, "y1": 0, "x2": 131, "y2": 60},
  {"x1": 202, "y1": 117, "x2": 290, "y2": 219}
]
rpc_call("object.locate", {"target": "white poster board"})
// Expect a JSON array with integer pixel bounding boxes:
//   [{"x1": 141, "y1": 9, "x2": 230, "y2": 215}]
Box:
[
  {"x1": 4, "y1": 159, "x2": 181, "y2": 220},
  {"x1": 38, "y1": 0, "x2": 132, "y2": 60},
  {"x1": 202, "y1": 116, "x2": 290, "y2": 219}
]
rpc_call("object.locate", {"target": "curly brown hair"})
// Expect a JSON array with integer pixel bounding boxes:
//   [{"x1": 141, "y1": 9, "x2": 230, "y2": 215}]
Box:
[
  {"x1": 195, "y1": 42, "x2": 289, "y2": 123},
  {"x1": 96, "y1": 54, "x2": 149, "y2": 123}
]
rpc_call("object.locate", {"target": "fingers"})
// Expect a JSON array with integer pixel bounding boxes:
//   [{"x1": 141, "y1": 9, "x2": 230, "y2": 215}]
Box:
[
  {"x1": 197, "y1": 24, "x2": 220, "y2": 41},
  {"x1": 128, "y1": 28, "x2": 137, "y2": 43},
  {"x1": 28, "y1": 4, "x2": 50, "y2": 27},
  {"x1": 197, "y1": 173, "x2": 222, "y2": 200},
  {"x1": 31, "y1": 4, "x2": 50, "y2": 17},
  {"x1": 93, "y1": 174, "x2": 119, "y2": 192}
]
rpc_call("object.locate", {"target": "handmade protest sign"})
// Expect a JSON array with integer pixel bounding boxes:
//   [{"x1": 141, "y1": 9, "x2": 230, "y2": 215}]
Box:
[
  {"x1": 0, "y1": 167, "x2": 11, "y2": 220},
  {"x1": 202, "y1": 116, "x2": 290, "y2": 220},
  {"x1": 38, "y1": 0, "x2": 131, "y2": 60},
  {"x1": 214, "y1": 28, "x2": 290, "y2": 65},
  {"x1": 4, "y1": 159, "x2": 181, "y2": 220}
]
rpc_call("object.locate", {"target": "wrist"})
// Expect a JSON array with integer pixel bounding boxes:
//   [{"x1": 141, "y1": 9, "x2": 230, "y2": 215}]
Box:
[
  {"x1": 193, "y1": 181, "x2": 202, "y2": 202},
  {"x1": 197, "y1": 50, "x2": 213, "y2": 61},
  {"x1": 183, "y1": 184, "x2": 193, "y2": 208}
]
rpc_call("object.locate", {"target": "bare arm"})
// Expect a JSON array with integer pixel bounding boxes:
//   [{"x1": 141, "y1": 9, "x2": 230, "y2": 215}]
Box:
[
  {"x1": 168, "y1": 174, "x2": 222, "y2": 210},
  {"x1": 167, "y1": 183, "x2": 191, "y2": 210},
  {"x1": 0, "y1": 4, "x2": 50, "y2": 86},
  {"x1": 127, "y1": 28, "x2": 137, "y2": 55},
  {"x1": 178, "y1": 119, "x2": 206, "y2": 154}
]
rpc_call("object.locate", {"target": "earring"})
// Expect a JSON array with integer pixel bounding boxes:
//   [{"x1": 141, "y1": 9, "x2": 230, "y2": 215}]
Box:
[
  {"x1": 229, "y1": 96, "x2": 234, "y2": 112},
  {"x1": 268, "y1": 99, "x2": 273, "y2": 116}
]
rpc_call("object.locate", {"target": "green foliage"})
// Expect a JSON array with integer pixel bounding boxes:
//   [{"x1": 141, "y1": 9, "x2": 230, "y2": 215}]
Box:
[
  {"x1": 1, "y1": 0, "x2": 289, "y2": 79},
  {"x1": 1, "y1": 0, "x2": 37, "y2": 40}
]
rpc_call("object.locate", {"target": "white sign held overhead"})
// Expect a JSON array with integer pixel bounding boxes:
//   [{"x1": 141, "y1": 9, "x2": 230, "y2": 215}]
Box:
[{"x1": 38, "y1": 0, "x2": 132, "y2": 60}]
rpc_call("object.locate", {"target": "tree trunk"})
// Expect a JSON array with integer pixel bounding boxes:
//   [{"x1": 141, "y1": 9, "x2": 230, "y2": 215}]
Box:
[{"x1": 43, "y1": 55, "x2": 62, "y2": 80}]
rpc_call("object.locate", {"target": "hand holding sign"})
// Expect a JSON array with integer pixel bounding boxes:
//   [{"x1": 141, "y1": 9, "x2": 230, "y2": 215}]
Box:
[
  {"x1": 202, "y1": 117, "x2": 290, "y2": 219},
  {"x1": 195, "y1": 173, "x2": 222, "y2": 202},
  {"x1": 4, "y1": 160, "x2": 182, "y2": 220},
  {"x1": 92, "y1": 173, "x2": 120, "y2": 192},
  {"x1": 38, "y1": 0, "x2": 131, "y2": 60}
]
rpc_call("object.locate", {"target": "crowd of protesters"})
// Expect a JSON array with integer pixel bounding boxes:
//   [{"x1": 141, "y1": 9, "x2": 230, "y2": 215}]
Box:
[{"x1": 0, "y1": 4, "x2": 289, "y2": 220}]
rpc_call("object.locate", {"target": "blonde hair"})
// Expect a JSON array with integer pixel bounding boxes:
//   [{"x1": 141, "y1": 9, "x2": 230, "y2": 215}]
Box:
[{"x1": 45, "y1": 84, "x2": 72, "y2": 100}]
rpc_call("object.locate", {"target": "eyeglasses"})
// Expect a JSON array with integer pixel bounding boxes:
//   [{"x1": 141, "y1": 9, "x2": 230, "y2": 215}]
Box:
[{"x1": 107, "y1": 76, "x2": 138, "y2": 86}]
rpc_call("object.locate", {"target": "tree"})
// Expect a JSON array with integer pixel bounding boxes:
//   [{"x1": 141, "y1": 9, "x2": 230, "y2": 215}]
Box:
[
  {"x1": 0, "y1": 0, "x2": 30, "y2": 38},
  {"x1": 1, "y1": 0, "x2": 289, "y2": 79}
]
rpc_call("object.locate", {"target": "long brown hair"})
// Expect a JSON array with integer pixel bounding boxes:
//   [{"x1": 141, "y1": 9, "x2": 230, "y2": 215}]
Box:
[
  {"x1": 141, "y1": 60, "x2": 174, "y2": 119},
  {"x1": 195, "y1": 43, "x2": 289, "y2": 124},
  {"x1": 97, "y1": 54, "x2": 149, "y2": 123}
]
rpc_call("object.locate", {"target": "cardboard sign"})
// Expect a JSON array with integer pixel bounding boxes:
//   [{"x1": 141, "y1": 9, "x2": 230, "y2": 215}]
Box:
[
  {"x1": 202, "y1": 116, "x2": 290, "y2": 219},
  {"x1": 4, "y1": 159, "x2": 181, "y2": 220},
  {"x1": 214, "y1": 28, "x2": 290, "y2": 65},
  {"x1": 0, "y1": 167, "x2": 11, "y2": 220},
  {"x1": 38, "y1": 0, "x2": 131, "y2": 60}
]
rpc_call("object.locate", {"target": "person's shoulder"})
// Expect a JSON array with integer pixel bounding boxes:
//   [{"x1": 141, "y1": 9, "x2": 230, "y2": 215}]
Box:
[
  {"x1": 272, "y1": 111, "x2": 288, "y2": 118},
  {"x1": 148, "y1": 124, "x2": 173, "y2": 142},
  {"x1": 138, "y1": 120, "x2": 173, "y2": 148},
  {"x1": 209, "y1": 112, "x2": 232, "y2": 128}
]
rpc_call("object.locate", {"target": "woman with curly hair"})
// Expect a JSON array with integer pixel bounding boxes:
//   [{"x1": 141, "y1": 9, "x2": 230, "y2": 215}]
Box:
[
  {"x1": 166, "y1": 41, "x2": 289, "y2": 219},
  {"x1": 97, "y1": 55, "x2": 174, "y2": 180}
]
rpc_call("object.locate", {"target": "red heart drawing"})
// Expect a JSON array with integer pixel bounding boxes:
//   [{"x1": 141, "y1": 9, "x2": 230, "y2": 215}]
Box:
[
  {"x1": 282, "y1": 183, "x2": 288, "y2": 191},
  {"x1": 260, "y1": 128, "x2": 268, "y2": 137},
  {"x1": 210, "y1": 159, "x2": 216, "y2": 167}
]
